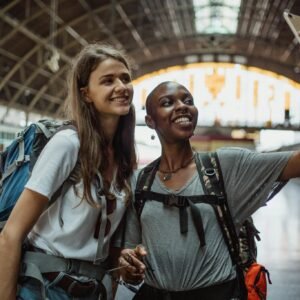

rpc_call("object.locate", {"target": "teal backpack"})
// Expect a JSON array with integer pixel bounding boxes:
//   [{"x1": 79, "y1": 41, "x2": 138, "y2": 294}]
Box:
[
  {"x1": 0, "y1": 119, "x2": 108, "y2": 299},
  {"x1": 0, "y1": 119, "x2": 77, "y2": 229}
]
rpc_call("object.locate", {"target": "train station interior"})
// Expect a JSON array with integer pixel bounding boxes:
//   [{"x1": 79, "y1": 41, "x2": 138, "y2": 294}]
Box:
[{"x1": 1, "y1": 1, "x2": 300, "y2": 299}]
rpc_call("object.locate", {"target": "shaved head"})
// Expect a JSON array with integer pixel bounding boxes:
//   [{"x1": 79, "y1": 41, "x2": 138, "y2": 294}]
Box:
[{"x1": 145, "y1": 81, "x2": 189, "y2": 116}]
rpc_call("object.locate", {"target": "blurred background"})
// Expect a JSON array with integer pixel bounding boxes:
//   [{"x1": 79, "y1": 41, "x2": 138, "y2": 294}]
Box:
[{"x1": 1, "y1": 1, "x2": 300, "y2": 299}]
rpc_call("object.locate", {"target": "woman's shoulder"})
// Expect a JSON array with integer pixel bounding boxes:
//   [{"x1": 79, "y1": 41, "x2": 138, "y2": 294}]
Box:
[
  {"x1": 216, "y1": 147, "x2": 252, "y2": 156},
  {"x1": 51, "y1": 128, "x2": 80, "y2": 149}
]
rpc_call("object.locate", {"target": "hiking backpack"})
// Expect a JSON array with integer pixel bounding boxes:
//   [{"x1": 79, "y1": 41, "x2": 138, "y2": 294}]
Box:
[
  {"x1": 0, "y1": 119, "x2": 110, "y2": 299},
  {"x1": 0, "y1": 119, "x2": 77, "y2": 230},
  {"x1": 135, "y1": 151, "x2": 271, "y2": 300}
]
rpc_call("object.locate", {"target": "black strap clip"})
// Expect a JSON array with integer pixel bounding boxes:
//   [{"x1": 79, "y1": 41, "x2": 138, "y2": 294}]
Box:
[{"x1": 165, "y1": 195, "x2": 186, "y2": 207}]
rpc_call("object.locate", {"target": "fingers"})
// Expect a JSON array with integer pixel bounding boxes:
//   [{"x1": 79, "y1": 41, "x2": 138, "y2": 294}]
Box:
[
  {"x1": 134, "y1": 244, "x2": 147, "y2": 257},
  {"x1": 119, "y1": 248, "x2": 147, "y2": 284},
  {"x1": 119, "y1": 250, "x2": 145, "y2": 272}
]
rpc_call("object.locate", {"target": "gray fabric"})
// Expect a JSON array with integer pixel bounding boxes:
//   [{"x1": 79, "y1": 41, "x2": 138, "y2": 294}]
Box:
[{"x1": 122, "y1": 148, "x2": 292, "y2": 291}]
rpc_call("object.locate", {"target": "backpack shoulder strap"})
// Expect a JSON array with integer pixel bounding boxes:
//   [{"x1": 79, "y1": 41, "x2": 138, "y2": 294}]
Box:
[
  {"x1": 196, "y1": 151, "x2": 240, "y2": 264},
  {"x1": 134, "y1": 157, "x2": 160, "y2": 219},
  {"x1": 48, "y1": 121, "x2": 78, "y2": 227},
  {"x1": 196, "y1": 152, "x2": 248, "y2": 298},
  {"x1": 195, "y1": 151, "x2": 224, "y2": 196}
]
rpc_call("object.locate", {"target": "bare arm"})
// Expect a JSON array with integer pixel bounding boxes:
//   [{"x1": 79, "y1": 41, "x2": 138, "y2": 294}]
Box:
[
  {"x1": 0, "y1": 188, "x2": 48, "y2": 300},
  {"x1": 279, "y1": 151, "x2": 300, "y2": 181}
]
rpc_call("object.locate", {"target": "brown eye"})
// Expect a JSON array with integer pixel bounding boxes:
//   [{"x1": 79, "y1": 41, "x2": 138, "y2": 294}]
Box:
[
  {"x1": 121, "y1": 74, "x2": 131, "y2": 83},
  {"x1": 102, "y1": 78, "x2": 113, "y2": 85},
  {"x1": 184, "y1": 97, "x2": 194, "y2": 105},
  {"x1": 160, "y1": 97, "x2": 172, "y2": 107}
]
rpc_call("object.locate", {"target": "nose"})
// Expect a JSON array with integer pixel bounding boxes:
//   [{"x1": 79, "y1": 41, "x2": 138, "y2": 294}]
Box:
[
  {"x1": 174, "y1": 99, "x2": 188, "y2": 112},
  {"x1": 115, "y1": 79, "x2": 127, "y2": 92}
]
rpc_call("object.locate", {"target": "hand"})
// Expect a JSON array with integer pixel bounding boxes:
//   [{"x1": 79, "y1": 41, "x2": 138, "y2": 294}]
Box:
[{"x1": 118, "y1": 245, "x2": 147, "y2": 285}]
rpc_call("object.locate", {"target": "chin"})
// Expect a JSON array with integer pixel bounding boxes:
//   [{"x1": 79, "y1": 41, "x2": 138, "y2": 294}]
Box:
[{"x1": 117, "y1": 107, "x2": 131, "y2": 116}]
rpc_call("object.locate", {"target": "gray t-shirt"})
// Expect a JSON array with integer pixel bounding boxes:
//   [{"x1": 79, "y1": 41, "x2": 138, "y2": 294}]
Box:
[{"x1": 123, "y1": 148, "x2": 292, "y2": 291}]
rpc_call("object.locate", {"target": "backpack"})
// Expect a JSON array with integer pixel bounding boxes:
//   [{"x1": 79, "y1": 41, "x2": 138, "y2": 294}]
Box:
[
  {"x1": 0, "y1": 119, "x2": 77, "y2": 230},
  {"x1": 0, "y1": 119, "x2": 108, "y2": 298},
  {"x1": 135, "y1": 151, "x2": 271, "y2": 300}
]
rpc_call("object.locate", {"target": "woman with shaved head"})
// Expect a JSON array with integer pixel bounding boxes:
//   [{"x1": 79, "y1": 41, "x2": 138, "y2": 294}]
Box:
[{"x1": 117, "y1": 81, "x2": 300, "y2": 300}]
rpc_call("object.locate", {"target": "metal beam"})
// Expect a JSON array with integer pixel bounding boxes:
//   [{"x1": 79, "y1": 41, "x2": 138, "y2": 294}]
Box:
[
  {"x1": 34, "y1": 0, "x2": 88, "y2": 46},
  {"x1": 0, "y1": 10, "x2": 44, "y2": 47},
  {"x1": 166, "y1": 0, "x2": 186, "y2": 52},
  {"x1": 116, "y1": 3, "x2": 152, "y2": 58},
  {"x1": 1, "y1": 0, "x2": 21, "y2": 13},
  {"x1": 6, "y1": 80, "x2": 61, "y2": 104},
  {"x1": 27, "y1": 64, "x2": 69, "y2": 111},
  {"x1": 78, "y1": 0, "x2": 125, "y2": 50},
  {"x1": 0, "y1": 48, "x2": 53, "y2": 78},
  {"x1": 9, "y1": 60, "x2": 63, "y2": 107},
  {"x1": 0, "y1": 11, "x2": 72, "y2": 91}
]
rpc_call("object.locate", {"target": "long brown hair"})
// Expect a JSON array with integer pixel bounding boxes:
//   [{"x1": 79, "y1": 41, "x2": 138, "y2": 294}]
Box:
[{"x1": 64, "y1": 43, "x2": 136, "y2": 206}]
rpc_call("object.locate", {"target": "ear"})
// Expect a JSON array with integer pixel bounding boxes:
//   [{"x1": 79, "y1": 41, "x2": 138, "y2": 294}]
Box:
[
  {"x1": 145, "y1": 115, "x2": 155, "y2": 129},
  {"x1": 80, "y1": 87, "x2": 92, "y2": 103}
]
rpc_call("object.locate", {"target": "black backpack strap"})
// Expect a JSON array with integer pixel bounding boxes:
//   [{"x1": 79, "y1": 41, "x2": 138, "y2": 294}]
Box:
[
  {"x1": 135, "y1": 155, "x2": 210, "y2": 248},
  {"x1": 137, "y1": 191, "x2": 224, "y2": 206},
  {"x1": 134, "y1": 157, "x2": 160, "y2": 219},
  {"x1": 196, "y1": 152, "x2": 240, "y2": 262},
  {"x1": 196, "y1": 152, "x2": 247, "y2": 299}
]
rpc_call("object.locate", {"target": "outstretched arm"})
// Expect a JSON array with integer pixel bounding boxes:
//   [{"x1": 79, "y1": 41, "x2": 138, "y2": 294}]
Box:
[
  {"x1": 279, "y1": 151, "x2": 300, "y2": 181},
  {"x1": 0, "y1": 189, "x2": 48, "y2": 300}
]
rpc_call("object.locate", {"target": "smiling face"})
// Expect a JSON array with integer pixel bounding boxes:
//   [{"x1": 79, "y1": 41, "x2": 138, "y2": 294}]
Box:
[
  {"x1": 83, "y1": 58, "x2": 133, "y2": 118},
  {"x1": 145, "y1": 81, "x2": 198, "y2": 142}
]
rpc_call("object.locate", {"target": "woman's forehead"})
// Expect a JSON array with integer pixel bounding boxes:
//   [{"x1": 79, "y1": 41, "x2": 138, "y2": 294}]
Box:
[{"x1": 154, "y1": 82, "x2": 190, "y2": 99}]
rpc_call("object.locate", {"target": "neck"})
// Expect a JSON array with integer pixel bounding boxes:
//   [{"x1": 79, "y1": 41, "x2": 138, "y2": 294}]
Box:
[
  {"x1": 160, "y1": 142, "x2": 194, "y2": 171},
  {"x1": 99, "y1": 115, "x2": 120, "y2": 144}
]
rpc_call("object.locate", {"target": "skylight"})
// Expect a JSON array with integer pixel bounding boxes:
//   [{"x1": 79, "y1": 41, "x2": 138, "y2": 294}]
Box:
[{"x1": 193, "y1": 0, "x2": 241, "y2": 34}]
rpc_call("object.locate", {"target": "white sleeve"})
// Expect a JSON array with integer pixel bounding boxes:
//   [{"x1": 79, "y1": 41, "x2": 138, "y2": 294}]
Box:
[{"x1": 25, "y1": 129, "x2": 80, "y2": 200}]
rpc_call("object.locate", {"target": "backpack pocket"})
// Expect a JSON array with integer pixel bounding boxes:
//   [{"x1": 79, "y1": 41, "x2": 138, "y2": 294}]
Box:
[{"x1": 245, "y1": 262, "x2": 272, "y2": 300}]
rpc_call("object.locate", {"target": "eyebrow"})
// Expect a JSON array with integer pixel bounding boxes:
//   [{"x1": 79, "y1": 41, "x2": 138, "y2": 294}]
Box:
[
  {"x1": 157, "y1": 91, "x2": 192, "y2": 102},
  {"x1": 98, "y1": 72, "x2": 130, "y2": 81}
]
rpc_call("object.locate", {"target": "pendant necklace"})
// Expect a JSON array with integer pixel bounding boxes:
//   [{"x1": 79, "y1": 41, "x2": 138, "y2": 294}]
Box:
[{"x1": 159, "y1": 153, "x2": 195, "y2": 181}]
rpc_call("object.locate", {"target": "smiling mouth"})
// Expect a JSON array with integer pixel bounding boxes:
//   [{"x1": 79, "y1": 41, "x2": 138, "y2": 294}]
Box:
[
  {"x1": 110, "y1": 96, "x2": 130, "y2": 104},
  {"x1": 173, "y1": 116, "x2": 192, "y2": 125}
]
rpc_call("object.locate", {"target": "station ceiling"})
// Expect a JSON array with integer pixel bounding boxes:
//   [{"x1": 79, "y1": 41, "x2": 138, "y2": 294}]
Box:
[{"x1": 0, "y1": 0, "x2": 300, "y2": 119}]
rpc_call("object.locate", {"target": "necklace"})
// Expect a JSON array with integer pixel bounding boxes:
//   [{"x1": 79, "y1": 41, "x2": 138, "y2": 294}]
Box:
[{"x1": 158, "y1": 153, "x2": 195, "y2": 181}]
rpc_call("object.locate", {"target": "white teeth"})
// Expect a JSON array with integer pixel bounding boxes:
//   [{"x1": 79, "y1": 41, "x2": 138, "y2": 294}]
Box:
[
  {"x1": 112, "y1": 97, "x2": 127, "y2": 102},
  {"x1": 174, "y1": 117, "x2": 190, "y2": 123}
]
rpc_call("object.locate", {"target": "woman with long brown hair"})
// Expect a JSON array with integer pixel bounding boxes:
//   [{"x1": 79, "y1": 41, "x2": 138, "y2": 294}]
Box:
[{"x1": 0, "y1": 43, "x2": 136, "y2": 300}]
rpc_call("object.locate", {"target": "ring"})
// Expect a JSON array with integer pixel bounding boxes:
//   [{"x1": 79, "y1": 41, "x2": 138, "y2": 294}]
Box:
[{"x1": 126, "y1": 254, "x2": 133, "y2": 264}]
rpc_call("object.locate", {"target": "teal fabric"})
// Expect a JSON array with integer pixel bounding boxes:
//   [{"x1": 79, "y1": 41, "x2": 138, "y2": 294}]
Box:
[{"x1": 17, "y1": 277, "x2": 100, "y2": 300}]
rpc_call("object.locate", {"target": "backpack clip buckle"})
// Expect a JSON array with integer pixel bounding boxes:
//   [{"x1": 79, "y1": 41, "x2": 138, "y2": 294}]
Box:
[
  {"x1": 204, "y1": 168, "x2": 216, "y2": 177},
  {"x1": 67, "y1": 259, "x2": 80, "y2": 274},
  {"x1": 166, "y1": 195, "x2": 185, "y2": 207}
]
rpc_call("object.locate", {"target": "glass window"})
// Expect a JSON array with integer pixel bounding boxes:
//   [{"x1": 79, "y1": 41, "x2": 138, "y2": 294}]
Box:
[{"x1": 193, "y1": 0, "x2": 241, "y2": 34}]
